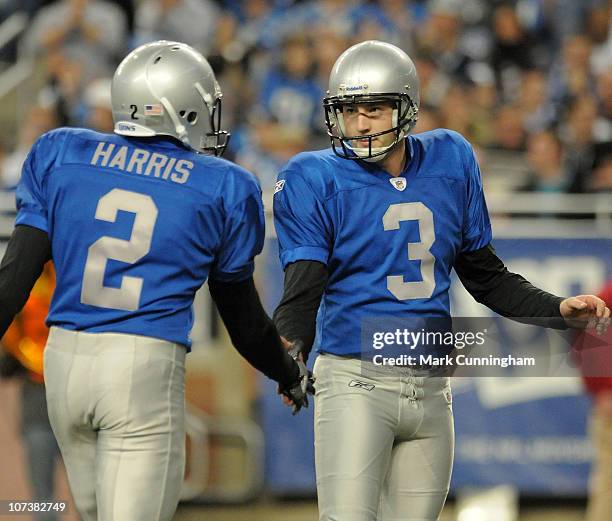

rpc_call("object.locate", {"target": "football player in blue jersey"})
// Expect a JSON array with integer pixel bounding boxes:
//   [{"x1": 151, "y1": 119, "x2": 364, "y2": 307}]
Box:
[
  {"x1": 0, "y1": 41, "x2": 312, "y2": 521},
  {"x1": 273, "y1": 40, "x2": 610, "y2": 521}
]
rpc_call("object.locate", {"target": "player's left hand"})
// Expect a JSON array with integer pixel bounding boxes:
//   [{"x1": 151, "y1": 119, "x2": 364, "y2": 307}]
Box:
[{"x1": 560, "y1": 295, "x2": 611, "y2": 334}]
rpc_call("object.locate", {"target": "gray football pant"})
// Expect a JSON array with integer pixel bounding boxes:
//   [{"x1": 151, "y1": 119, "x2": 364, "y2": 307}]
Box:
[
  {"x1": 313, "y1": 354, "x2": 454, "y2": 521},
  {"x1": 43, "y1": 327, "x2": 186, "y2": 521}
]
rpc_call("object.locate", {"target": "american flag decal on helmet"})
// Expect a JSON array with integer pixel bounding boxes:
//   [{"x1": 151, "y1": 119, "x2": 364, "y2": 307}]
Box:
[{"x1": 144, "y1": 104, "x2": 164, "y2": 116}]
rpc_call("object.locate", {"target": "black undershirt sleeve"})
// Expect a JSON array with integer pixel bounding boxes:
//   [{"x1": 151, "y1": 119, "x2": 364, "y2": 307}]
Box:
[
  {"x1": 272, "y1": 261, "x2": 328, "y2": 361},
  {"x1": 455, "y1": 244, "x2": 566, "y2": 328},
  {"x1": 208, "y1": 276, "x2": 299, "y2": 387},
  {"x1": 0, "y1": 225, "x2": 52, "y2": 338}
]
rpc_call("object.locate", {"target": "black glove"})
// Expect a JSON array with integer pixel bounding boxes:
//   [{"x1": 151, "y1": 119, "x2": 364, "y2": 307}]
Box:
[{"x1": 279, "y1": 341, "x2": 315, "y2": 415}]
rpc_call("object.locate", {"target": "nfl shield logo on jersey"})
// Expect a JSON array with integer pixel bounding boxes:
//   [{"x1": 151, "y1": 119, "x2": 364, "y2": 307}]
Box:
[
  {"x1": 274, "y1": 180, "x2": 286, "y2": 194},
  {"x1": 389, "y1": 177, "x2": 406, "y2": 191}
]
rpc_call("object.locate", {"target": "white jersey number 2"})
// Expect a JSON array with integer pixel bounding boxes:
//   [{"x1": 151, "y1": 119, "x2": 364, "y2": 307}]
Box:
[
  {"x1": 383, "y1": 202, "x2": 436, "y2": 300},
  {"x1": 81, "y1": 188, "x2": 158, "y2": 311}
]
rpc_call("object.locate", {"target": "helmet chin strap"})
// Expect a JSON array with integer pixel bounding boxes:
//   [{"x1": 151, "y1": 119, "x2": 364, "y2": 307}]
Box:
[
  {"x1": 347, "y1": 128, "x2": 405, "y2": 163},
  {"x1": 351, "y1": 144, "x2": 394, "y2": 162}
]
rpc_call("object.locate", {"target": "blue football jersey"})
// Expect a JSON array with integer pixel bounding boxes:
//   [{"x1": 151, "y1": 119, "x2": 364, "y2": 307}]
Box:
[
  {"x1": 273, "y1": 129, "x2": 492, "y2": 357},
  {"x1": 16, "y1": 127, "x2": 265, "y2": 349}
]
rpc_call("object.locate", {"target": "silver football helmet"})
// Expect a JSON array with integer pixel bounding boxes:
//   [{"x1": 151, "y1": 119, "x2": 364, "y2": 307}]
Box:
[
  {"x1": 323, "y1": 40, "x2": 420, "y2": 162},
  {"x1": 112, "y1": 41, "x2": 229, "y2": 155}
]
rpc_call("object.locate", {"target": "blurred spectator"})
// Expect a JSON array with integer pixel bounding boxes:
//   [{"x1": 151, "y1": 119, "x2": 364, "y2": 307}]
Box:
[
  {"x1": 468, "y1": 79, "x2": 496, "y2": 146},
  {"x1": 107, "y1": 0, "x2": 136, "y2": 37},
  {"x1": 485, "y1": 104, "x2": 530, "y2": 191},
  {"x1": 1, "y1": 0, "x2": 51, "y2": 19},
  {"x1": 514, "y1": 0, "x2": 556, "y2": 58},
  {"x1": 577, "y1": 281, "x2": 612, "y2": 521},
  {"x1": 37, "y1": 51, "x2": 83, "y2": 126},
  {"x1": 518, "y1": 69, "x2": 555, "y2": 133},
  {"x1": 312, "y1": 26, "x2": 351, "y2": 87},
  {"x1": 544, "y1": 0, "x2": 594, "y2": 49},
  {"x1": 286, "y1": 0, "x2": 365, "y2": 40},
  {"x1": 233, "y1": 118, "x2": 308, "y2": 194},
  {"x1": 211, "y1": 8, "x2": 244, "y2": 64},
  {"x1": 549, "y1": 35, "x2": 597, "y2": 121},
  {"x1": 24, "y1": 0, "x2": 127, "y2": 83},
  {"x1": 351, "y1": 0, "x2": 416, "y2": 53},
  {"x1": 0, "y1": 145, "x2": 6, "y2": 188},
  {"x1": 519, "y1": 130, "x2": 568, "y2": 192},
  {"x1": 590, "y1": 142, "x2": 612, "y2": 193},
  {"x1": 1, "y1": 106, "x2": 57, "y2": 189},
  {"x1": 209, "y1": 61, "x2": 247, "y2": 130},
  {"x1": 414, "y1": 53, "x2": 451, "y2": 109},
  {"x1": 594, "y1": 68, "x2": 612, "y2": 142},
  {"x1": 413, "y1": 105, "x2": 442, "y2": 134},
  {"x1": 493, "y1": 103, "x2": 527, "y2": 151},
  {"x1": 135, "y1": 0, "x2": 220, "y2": 54},
  {"x1": 438, "y1": 84, "x2": 471, "y2": 137},
  {"x1": 586, "y1": 2, "x2": 611, "y2": 74},
  {"x1": 257, "y1": 34, "x2": 324, "y2": 133},
  {"x1": 376, "y1": 0, "x2": 417, "y2": 52},
  {"x1": 1, "y1": 264, "x2": 59, "y2": 521},
  {"x1": 81, "y1": 78, "x2": 113, "y2": 132},
  {"x1": 490, "y1": 4, "x2": 536, "y2": 102},
  {"x1": 561, "y1": 96, "x2": 599, "y2": 192},
  {"x1": 417, "y1": 0, "x2": 474, "y2": 85},
  {"x1": 212, "y1": 0, "x2": 289, "y2": 98},
  {"x1": 209, "y1": 3, "x2": 282, "y2": 128},
  {"x1": 215, "y1": 0, "x2": 295, "y2": 61}
]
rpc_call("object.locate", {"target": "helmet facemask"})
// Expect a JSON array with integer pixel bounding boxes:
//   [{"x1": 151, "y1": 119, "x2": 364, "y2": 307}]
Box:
[
  {"x1": 323, "y1": 93, "x2": 418, "y2": 162},
  {"x1": 160, "y1": 81, "x2": 230, "y2": 157},
  {"x1": 205, "y1": 96, "x2": 230, "y2": 156},
  {"x1": 193, "y1": 80, "x2": 230, "y2": 156}
]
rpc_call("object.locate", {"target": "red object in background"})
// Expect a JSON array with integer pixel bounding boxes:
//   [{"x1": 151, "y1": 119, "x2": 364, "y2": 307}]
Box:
[
  {"x1": 576, "y1": 282, "x2": 612, "y2": 396},
  {"x1": 2, "y1": 263, "x2": 55, "y2": 383}
]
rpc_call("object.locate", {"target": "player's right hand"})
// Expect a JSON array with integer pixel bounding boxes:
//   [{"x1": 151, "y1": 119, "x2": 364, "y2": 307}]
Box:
[{"x1": 278, "y1": 340, "x2": 315, "y2": 415}]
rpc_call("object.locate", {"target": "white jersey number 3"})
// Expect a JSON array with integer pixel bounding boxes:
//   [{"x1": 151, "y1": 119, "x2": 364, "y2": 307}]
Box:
[
  {"x1": 383, "y1": 202, "x2": 436, "y2": 300},
  {"x1": 81, "y1": 188, "x2": 158, "y2": 311}
]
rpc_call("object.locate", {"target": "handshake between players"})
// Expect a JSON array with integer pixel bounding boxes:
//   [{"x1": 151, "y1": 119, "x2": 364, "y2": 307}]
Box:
[{"x1": 278, "y1": 339, "x2": 316, "y2": 415}]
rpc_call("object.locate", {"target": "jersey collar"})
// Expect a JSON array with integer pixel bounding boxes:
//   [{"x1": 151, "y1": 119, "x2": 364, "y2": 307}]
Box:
[{"x1": 358, "y1": 136, "x2": 418, "y2": 184}]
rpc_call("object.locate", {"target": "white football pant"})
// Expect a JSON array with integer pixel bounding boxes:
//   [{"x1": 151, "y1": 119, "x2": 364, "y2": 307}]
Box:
[
  {"x1": 313, "y1": 354, "x2": 454, "y2": 521},
  {"x1": 44, "y1": 327, "x2": 186, "y2": 521}
]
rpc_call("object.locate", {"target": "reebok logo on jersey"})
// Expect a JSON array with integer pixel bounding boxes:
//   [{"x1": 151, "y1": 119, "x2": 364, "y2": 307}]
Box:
[
  {"x1": 389, "y1": 177, "x2": 406, "y2": 191},
  {"x1": 349, "y1": 380, "x2": 375, "y2": 391},
  {"x1": 274, "y1": 180, "x2": 286, "y2": 194}
]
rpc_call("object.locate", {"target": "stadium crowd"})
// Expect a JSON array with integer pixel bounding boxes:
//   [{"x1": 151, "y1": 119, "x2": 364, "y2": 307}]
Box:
[{"x1": 0, "y1": 0, "x2": 610, "y2": 197}]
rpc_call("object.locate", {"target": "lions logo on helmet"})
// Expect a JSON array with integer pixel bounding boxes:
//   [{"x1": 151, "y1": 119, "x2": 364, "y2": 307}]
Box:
[{"x1": 323, "y1": 40, "x2": 420, "y2": 162}]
